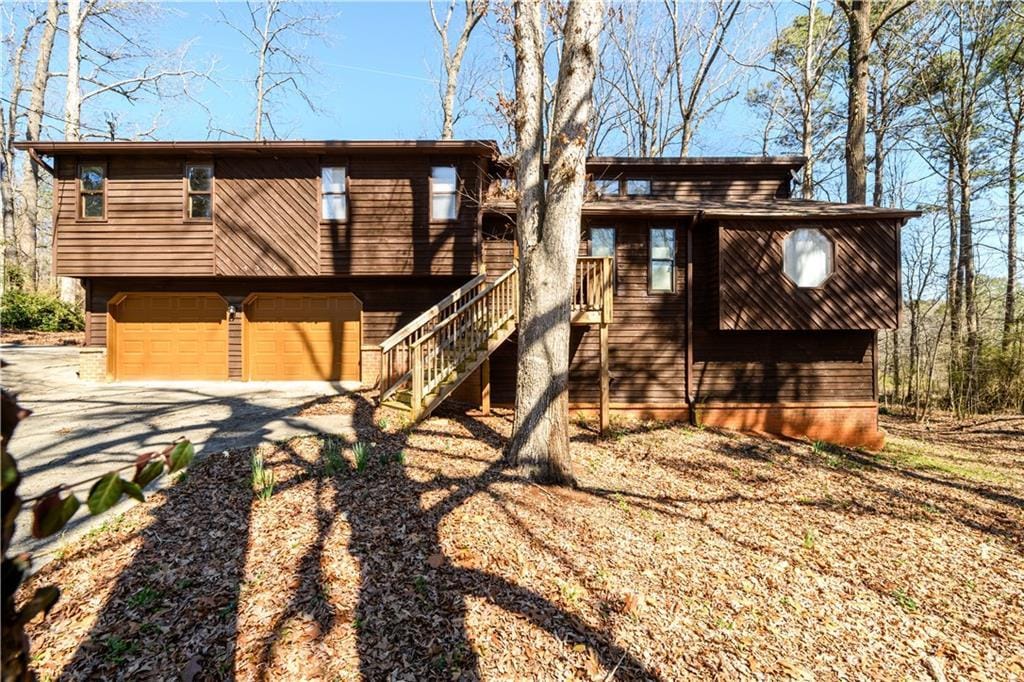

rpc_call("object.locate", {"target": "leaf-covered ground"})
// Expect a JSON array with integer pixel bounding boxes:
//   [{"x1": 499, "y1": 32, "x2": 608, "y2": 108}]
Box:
[{"x1": 22, "y1": 396, "x2": 1024, "y2": 681}]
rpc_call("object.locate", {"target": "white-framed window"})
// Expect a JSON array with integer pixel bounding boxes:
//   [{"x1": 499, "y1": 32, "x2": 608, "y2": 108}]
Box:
[
  {"x1": 626, "y1": 179, "x2": 651, "y2": 196},
  {"x1": 649, "y1": 227, "x2": 676, "y2": 293},
  {"x1": 185, "y1": 163, "x2": 214, "y2": 220},
  {"x1": 431, "y1": 166, "x2": 459, "y2": 221},
  {"x1": 321, "y1": 166, "x2": 348, "y2": 221},
  {"x1": 591, "y1": 178, "x2": 620, "y2": 197},
  {"x1": 783, "y1": 228, "x2": 834, "y2": 288}
]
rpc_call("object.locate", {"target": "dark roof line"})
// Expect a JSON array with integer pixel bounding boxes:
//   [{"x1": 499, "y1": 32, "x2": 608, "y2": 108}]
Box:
[
  {"x1": 13, "y1": 139, "x2": 500, "y2": 156},
  {"x1": 585, "y1": 155, "x2": 807, "y2": 167}
]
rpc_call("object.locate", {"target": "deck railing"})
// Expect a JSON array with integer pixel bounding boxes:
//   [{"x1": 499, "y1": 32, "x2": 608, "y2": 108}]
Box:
[
  {"x1": 378, "y1": 273, "x2": 487, "y2": 401},
  {"x1": 409, "y1": 267, "x2": 518, "y2": 414},
  {"x1": 572, "y1": 256, "x2": 614, "y2": 324}
]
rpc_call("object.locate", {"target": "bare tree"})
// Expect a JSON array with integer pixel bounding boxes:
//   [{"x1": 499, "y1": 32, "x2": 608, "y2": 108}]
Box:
[
  {"x1": 837, "y1": 0, "x2": 915, "y2": 204},
  {"x1": 509, "y1": 0, "x2": 602, "y2": 485},
  {"x1": 430, "y1": 0, "x2": 489, "y2": 139},
  {"x1": 746, "y1": 0, "x2": 846, "y2": 199},
  {"x1": 220, "y1": 0, "x2": 331, "y2": 140}
]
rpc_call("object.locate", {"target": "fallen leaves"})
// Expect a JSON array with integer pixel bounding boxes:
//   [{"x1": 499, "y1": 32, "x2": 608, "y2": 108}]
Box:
[{"x1": 17, "y1": 404, "x2": 1024, "y2": 680}]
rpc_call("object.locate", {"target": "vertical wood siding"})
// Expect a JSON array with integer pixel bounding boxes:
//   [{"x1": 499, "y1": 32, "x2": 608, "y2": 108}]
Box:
[{"x1": 717, "y1": 219, "x2": 899, "y2": 331}]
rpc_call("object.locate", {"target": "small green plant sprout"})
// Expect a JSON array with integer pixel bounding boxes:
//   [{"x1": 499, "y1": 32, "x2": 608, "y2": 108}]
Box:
[
  {"x1": 802, "y1": 528, "x2": 817, "y2": 550},
  {"x1": 892, "y1": 588, "x2": 919, "y2": 613},
  {"x1": 321, "y1": 437, "x2": 345, "y2": 476},
  {"x1": 377, "y1": 416, "x2": 390, "y2": 431},
  {"x1": 251, "y1": 450, "x2": 275, "y2": 501},
  {"x1": 352, "y1": 441, "x2": 372, "y2": 472},
  {"x1": 393, "y1": 449, "x2": 407, "y2": 465}
]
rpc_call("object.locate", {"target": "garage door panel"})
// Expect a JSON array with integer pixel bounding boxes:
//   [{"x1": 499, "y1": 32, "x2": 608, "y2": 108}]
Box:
[
  {"x1": 110, "y1": 294, "x2": 228, "y2": 380},
  {"x1": 244, "y1": 294, "x2": 361, "y2": 381}
]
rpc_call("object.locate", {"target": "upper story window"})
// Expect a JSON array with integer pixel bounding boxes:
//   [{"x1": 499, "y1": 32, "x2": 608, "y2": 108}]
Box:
[
  {"x1": 185, "y1": 163, "x2": 214, "y2": 220},
  {"x1": 649, "y1": 227, "x2": 676, "y2": 292},
  {"x1": 78, "y1": 162, "x2": 106, "y2": 219},
  {"x1": 590, "y1": 227, "x2": 616, "y2": 260},
  {"x1": 321, "y1": 166, "x2": 348, "y2": 221},
  {"x1": 591, "y1": 178, "x2": 620, "y2": 198},
  {"x1": 783, "y1": 228, "x2": 834, "y2": 288},
  {"x1": 431, "y1": 166, "x2": 459, "y2": 221},
  {"x1": 626, "y1": 179, "x2": 651, "y2": 196}
]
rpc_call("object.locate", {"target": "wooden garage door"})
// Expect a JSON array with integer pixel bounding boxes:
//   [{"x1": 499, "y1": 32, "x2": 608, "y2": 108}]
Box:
[
  {"x1": 110, "y1": 293, "x2": 228, "y2": 380},
  {"x1": 244, "y1": 293, "x2": 361, "y2": 381}
]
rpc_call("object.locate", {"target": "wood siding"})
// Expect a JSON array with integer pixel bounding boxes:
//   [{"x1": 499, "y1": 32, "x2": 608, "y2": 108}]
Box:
[
  {"x1": 215, "y1": 156, "x2": 320, "y2": 276},
  {"x1": 319, "y1": 155, "x2": 481, "y2": 276},
  {"x1": 55, "y1": 153, "x2": 484, "y2": 278},
  {"x1": 54, "y1": 156, "x2": 215, "y2": 276},
  {"x1": 692, "y1": 223, "x2": 876, "y2": 403},
  {"x1": 717, "y1": 219, "x2": 899, "y2": 331}
]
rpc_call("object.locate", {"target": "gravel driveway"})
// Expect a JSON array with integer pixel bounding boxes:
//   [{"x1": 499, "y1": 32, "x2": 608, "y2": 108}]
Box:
[{"x1": 2, "y1": 344, "x2": 355, "y2": 556}]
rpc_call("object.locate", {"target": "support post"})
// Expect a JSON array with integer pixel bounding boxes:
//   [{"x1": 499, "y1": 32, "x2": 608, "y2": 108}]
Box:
[
  {"x1": 480, "y1": 356, "x2": 491, "y2": 416},
  {"x1": 599, "y1": 322, "x2": 609, "y2": 435},
  {"x1": 411, "y1": 342, "x2": 424, "y2": 420}
]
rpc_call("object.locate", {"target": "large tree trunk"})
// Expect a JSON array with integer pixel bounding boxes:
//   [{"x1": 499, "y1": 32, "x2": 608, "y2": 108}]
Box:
[
  {"x1": 957, "y1": 144, "x2": 977, "y2": 411},
  {"x1": 19, "y1": 0, "x2": 60, "y2": 290},
  {"x1": 800, "y1": 0, "x2": 816, "y2": 200},
  {"x1": 1004, "y1": 100, "x2": 1020, "y2": 351},
  {"x1": 844, "y1": 0, "x2": 870, "y2": 204},
  {"x1": 509, "y1": 0, "x2": 602, "y2": 485},
  {"x1": 61, "y1": 0, "x2": 86, "y2": 303}
]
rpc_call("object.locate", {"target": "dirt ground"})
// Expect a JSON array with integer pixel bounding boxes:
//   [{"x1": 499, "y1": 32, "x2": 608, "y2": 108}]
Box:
[
  {"x1": 20, "y1": 398, "x2": 1024, "y2": 681},
  {"x1": 0, "y1": 330, "x2": 84, "y2": 346}
]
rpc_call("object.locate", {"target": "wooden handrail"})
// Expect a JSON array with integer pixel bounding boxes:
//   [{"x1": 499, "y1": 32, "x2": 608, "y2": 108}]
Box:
[
  {"x1": 409, "y1": 267, "x2": 518, "y2": 412},
  {"x1": 573, "y1": 256, "x2": 613, "y2": 322},
  {"x1": 378, "y1": 272, "x2": 487, "y2": 402}
]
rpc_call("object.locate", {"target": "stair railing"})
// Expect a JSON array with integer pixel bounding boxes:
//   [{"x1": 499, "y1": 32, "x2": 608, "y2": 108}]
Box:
[
  {"x1": 572, "y1": 256, "x2": 614, "y2": 323},
  {"x1": 409, "y1": 267, "x2": 518, "y2": 415},
  {"x1": 378, "y1": 272, "x2": 487, "y2": 402}
]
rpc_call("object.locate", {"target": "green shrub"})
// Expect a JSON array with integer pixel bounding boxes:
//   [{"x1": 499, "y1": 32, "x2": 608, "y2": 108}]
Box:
[{"x1": 1, "y1": 289, "x2": 84, "y2": 332}]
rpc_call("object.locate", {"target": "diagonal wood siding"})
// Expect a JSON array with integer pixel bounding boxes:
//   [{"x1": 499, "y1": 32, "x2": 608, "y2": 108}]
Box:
[
  {"x1": 214, "y1": 156, "x2": 320, "y2": 276},
  {"x1": 717, "y1": 219, "x2": 899, "y2": 331}
]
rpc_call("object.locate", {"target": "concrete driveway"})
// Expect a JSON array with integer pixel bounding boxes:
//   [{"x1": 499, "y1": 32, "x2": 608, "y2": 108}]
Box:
[{"x1": 2, "y1": 344, "x2": 356, "y2": 556}]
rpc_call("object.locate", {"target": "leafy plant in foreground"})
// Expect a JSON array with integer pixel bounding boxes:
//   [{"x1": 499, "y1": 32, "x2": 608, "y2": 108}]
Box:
[
  {"x1": 2, "y1": 387, "x2": 194, "y2": 680},
  {"x1": 352, "y1": 441, "x2": 372, "y2": 472},
  {"x1": 251, "y1": 450, "x2": 275, "y2": 501}
]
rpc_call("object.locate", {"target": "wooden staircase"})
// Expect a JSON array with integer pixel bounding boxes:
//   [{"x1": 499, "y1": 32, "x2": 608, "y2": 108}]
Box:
[{"x1": 377, "y1": 257, "x2": 613, "y2": 425}]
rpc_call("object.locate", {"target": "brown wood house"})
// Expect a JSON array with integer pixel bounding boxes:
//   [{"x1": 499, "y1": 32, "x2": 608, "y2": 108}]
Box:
[{"x1": 15, "y1": 139, "x2": 919, "y2": 448}]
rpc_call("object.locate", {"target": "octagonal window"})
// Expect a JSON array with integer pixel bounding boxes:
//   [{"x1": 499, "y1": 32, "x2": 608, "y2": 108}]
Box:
[{"x1": 782, "y1": 228, "x2": 834, "y2": 288}]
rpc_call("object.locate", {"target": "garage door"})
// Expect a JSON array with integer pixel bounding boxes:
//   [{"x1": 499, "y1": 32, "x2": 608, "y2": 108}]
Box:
[
  {"x1": 109, "y1": 293, "x2": 228, "y2": 380},
  {"x1": 243, "y1": 293, "x2": 361, "y2": 381}
]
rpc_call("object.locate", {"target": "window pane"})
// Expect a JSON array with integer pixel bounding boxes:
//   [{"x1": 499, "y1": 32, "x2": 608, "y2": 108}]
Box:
[
  {"x1": 321, "y1": 166, "x2": 346, "y2": 194},
  {"x1": 188, "y1": 165, "x2": 212, "y2": 192},
  {"x1": 80, "y1": 165, "x2": 104, "y2": 191},
  {"x1": 82, "y1": 194, "x2": 104, "y2": 217},
  {"x1": 784, "y1": 228, "x2": 833, "y2": 287},
  {"x1": 432, "y1": 166, "x2": 457, "y2": 192},
  {"x1": 650, "y1": 228, "x2": 675, "y2": 260},
  {"x1": 189, "y1": 194, "x2": 212, "y2": 219},
  {"x1": 651, "y1": 260, "x2": 674, "y2": 291},
  {"x1": 322, "y1": 194, "x2": 348, "y2": 221},
  {"x1": 626, "y1": 179, "x2": 651, "y2": 196},
  {"x1": 432, "y1": 193, "x2": 457, "y2": 221},
  {"x1": 592, "y1": 179, "x2": 619, "y2": 197},
  {"x1": 590, "y1": 228, "x2": 615, "y2": 258}
]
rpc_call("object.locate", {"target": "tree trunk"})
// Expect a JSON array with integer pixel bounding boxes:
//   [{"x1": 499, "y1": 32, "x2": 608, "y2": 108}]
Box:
[
  {"x1": 509, "y1": 0, "x2": 602, "y2": 485},
  {"x1": 434, "y1": 0, "x2": 487, "y2": 140},
  {"x1": 957, "y1": 144, "x2": 977, "y2": 412},
  {"x1": 800, "y1": 0, "x2": 816, "y2": 200},
  {"x1": 844, "y1": 0, "x2": 870, "y2": 204},
  {"x1": 947, "y1": 154, "x2": 960, "y2": 351},
  {"x1": 60, "y1": 0, "x2": 85, "y2": 303},
  {"x1": 19, "y1": 0, "x2": 59, "y2": 290},
  {"x1": 1004, "y1": 101, "x2": 1019, "y2": 351}
]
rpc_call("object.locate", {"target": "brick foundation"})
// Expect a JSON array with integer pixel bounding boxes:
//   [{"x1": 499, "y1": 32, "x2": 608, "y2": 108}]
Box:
[
  {"x1": 360, "y1": 346, "x2": 380, "y2": 388},
  {"x1": 78, "y1": 347, "x2": 107, "y2": 382}
]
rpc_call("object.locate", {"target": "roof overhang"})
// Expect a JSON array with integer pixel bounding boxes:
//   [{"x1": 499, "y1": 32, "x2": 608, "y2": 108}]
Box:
[
  {"x1": 484, "y1": 198, "x2": 922, "y2": 220},
  {"x1": 13, "y1": 139, "x2": 500, "y2": 157}
]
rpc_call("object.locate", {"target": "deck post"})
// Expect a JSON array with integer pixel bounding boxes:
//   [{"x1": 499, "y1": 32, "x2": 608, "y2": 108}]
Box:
[
  {"x1": 480, "y1": 356, "x2": 491, "y2": 416},
  {"x1": 411, "y1": 342, "x2": 424, "y2": 420},
  {"x1": 599, "y1": 321, "x2": 609, "y2": 435}
]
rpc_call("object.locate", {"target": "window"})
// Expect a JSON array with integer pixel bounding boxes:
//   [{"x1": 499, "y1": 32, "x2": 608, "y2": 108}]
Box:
[
  {"x1": 590, "y1": 226, "x2": 616, "y2": 288},
  {"x1": 591, "y1": 179, "x2": 620, "y2": 198},
  {"x1": 321, "y1": 166, "x2": 348, "y2": 221},
  {"x1": 626, "y1": 179, "x2": 651, "y2": 196},
  {"x1": 78, "y1": 163, "x2": 106, "y2": 219},
  {"x1": 649, "y1": 228, "x2": 676, "y2": 292},
  {"x1": 783, "y1": 228, "x2": 834, "y2": 288},
  {"x1": 185, "y1": 163, "x2": 213, "y2": 220},
  {"x1": 431, "y1": 166, "x2": 459, "y2": 221}
]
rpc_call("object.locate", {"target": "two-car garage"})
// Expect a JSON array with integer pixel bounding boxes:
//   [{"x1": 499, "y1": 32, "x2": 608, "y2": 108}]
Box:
[{"x1": 106, "y1": 292, "x2": 361, "y2": 382}]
